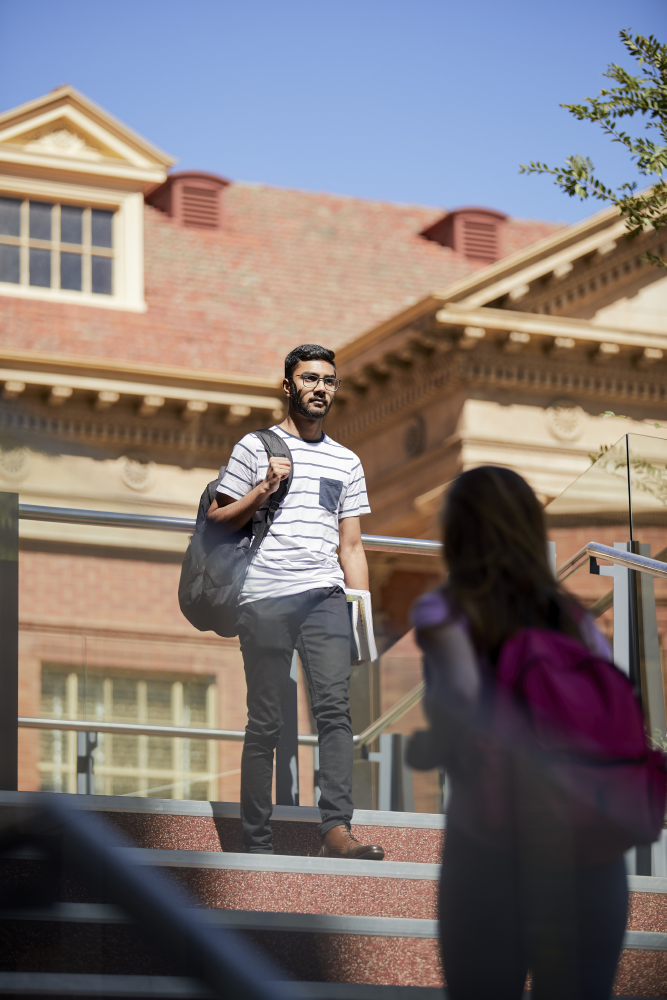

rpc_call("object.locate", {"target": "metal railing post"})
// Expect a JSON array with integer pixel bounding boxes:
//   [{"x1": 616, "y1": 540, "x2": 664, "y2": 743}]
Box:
[
  {"x1": 0, "y1": 492, "x2": 18, "y2": 791},
  {"x1": 77, "y1": 731, "x2": 98, "y2": 795}
]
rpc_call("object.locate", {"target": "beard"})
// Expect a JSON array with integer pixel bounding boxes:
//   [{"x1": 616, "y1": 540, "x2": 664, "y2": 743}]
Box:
[{"x1": 289, "y1": 380, "x2": 333, "y2": 419}]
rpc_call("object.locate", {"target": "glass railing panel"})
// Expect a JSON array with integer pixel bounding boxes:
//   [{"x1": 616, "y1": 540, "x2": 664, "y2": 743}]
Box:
[
  {"x1": 621, "y1": 434, "x2": 667, "y2": 747},
  {"x1": 634, "y1": 566, "x2": 667, "y2": 751},
  {"x1": 379, "y1": 630, "x2": 440, "y2": 814},
  {"x1": 627, "y1": 433, "x2": 667, "y2": 547},
  {"x1": 16, "y1": 503, "x2": 417, "y2": 811},
  {"x1": 545, "y1": 435, "x2": 631, "y2": 584},
  {"x1": 17, "y1": 517, "x2": 252, "y2": 804},
  {"x1": 545, "y1": 434, "x2": 631, "y2": 536},
  {"x1": 557, "y1": 546, "x2": 666, "y2": 754},
  {"x1": 558, "y1": 554, "x2": 614, "y2": 650},
  {"x1": 545, "y1": 434, "x2": 631, "y2": 637}
]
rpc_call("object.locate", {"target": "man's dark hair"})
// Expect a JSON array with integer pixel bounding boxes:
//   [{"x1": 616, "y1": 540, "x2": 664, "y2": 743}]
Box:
[{"x1": 285, "y1": 344, "x2": 336, "y2": 380}]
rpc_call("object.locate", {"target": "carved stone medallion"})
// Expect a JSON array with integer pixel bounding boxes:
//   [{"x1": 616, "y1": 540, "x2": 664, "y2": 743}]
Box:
[
  {"x1": 404, "y1": 414, "x2": 426, "y2": 457},
  {"x1": 0, "y1": 446, "x2": 29, "y2": 481},
  {"x1": 119, "y1": 455, "x2": 155, "y2": 491},
  {"x1": 545, "y1": 402, "x2": 585, "y2": 441}
]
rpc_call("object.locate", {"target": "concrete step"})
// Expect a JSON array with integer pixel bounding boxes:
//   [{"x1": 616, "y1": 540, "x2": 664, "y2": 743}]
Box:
[
  {"x1": 0, "y1": 901, "x2": 665, "y2": 995},
  {"x1": 2, "y1": 845, "x2": 440, "y2": 920},
  {"x1": 1, "y1": 792, "x2": 666, "y2": 995},
  {"x1": 0, "y1": 975, "x2": 657, "y2": 1000},
  {"x1": 0, "y1": 980, "x2": 658, "y2": 1000},
  {"x1": 5, "y1": 901, "x2": 667, "y2": 950},
  {"x1": 0, "y1": 972, "x2": 449, "y2": 998},
  {"x1": 0, "y1": 792, "x2": 445, "y2": 864}
]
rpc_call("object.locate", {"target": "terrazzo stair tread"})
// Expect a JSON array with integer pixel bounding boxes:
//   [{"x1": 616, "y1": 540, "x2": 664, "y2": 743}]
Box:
[
  {"x1": 0, "y1": 792, "x2": 443, "y2": 828},
  {"x1": 0, "y1": 793, "x2": 445, "y2": 865},
  {"x1": 0, "y1": 845, "x2": 438, "y2": 879},
  {"x1": 0, "y1": 903, "x2": 440, "y2": 938},
  {"x1": 4, "y1": 903, "x2": 667, "y2": 951},
  {"x1": 3, "y1": 851, "x2": 667, "y2": 926},
  {"x1": 119, "y1": 849, "x2": 442, "y2": 922},
  {"x1": 0, "y1": 794, "x2": 665, "y2": 995},
  {"x1": 0, "y1": 972, "x2": 211, "y2": 997},
  {"x1": 0, "y1": 917, "x2": 445, "y2": 986},
  {"x1": 0, "y1": 972, "x2": 452, "y2": 998},
  {"x1": 119, "y1": 848, "x2": 441, "y2": 880},
  {"x1": 0, "y1": 920, "x2": 664, "y2": 996},
  {"x1": 0, "y1": 983, "x2": 656, "y2": 1000}
]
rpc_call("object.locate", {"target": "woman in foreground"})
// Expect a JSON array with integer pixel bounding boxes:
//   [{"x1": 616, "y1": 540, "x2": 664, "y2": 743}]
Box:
[{"x1": 407, "y1": 466, "x2": 628, "y2": 1000}]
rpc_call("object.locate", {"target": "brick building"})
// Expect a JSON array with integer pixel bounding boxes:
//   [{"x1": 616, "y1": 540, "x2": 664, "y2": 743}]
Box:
[{"x1": 3, "y1": 86, "x2": 667, "y2": 811}]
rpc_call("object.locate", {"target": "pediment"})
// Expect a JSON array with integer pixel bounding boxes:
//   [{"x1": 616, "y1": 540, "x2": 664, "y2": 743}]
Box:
[
  {"x1": 5, "y1": 115, "x2": 122, "y2": 163},
  {"x1": 0, "y1": 86, "x2": 176, "y2": 176}
]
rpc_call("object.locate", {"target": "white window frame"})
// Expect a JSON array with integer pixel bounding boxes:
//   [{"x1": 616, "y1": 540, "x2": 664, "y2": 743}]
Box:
[
  {"x1": 39, "y1": 666, "x2": 218, "y2": 800},
  {"x1": 0, "y1": 173, "x2": 146, "y2": 313}
]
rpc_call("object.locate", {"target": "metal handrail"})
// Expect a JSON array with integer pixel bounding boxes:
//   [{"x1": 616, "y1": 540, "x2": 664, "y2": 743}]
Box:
[
  {"x1": 557, "y1": 541, "x2": 667, "y2": 583},
  {"x1": 18, "y1": 717, "x2": 256, "y2": 744},
  {"x1": 16, "y1": 502, "x2": 437, "y2": 751},
  {"x1": 18, "y1": 520, "x2": 667, "y2": 752},
  {"x1": 18, "y1": 503, "x2": 442, "y2": 557},
  {"x1": 17, "y1": 687, "x2": 426, "y2": 748}
]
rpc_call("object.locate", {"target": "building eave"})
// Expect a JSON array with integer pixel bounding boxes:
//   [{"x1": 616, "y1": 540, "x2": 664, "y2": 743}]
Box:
[{"x1": 0, "y1": 346, "x2": 281, "y2": 396}]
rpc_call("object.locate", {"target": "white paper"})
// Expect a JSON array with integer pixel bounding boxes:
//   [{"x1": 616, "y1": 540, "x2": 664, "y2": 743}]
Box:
[{"x1": 345, "y1": 588, "x2": 378, "y2": 663}]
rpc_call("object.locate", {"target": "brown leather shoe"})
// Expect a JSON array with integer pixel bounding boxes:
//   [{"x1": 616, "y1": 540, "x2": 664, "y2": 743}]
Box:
[{"x1": 318, "y1": 824, "x2": 385, "y2": 860}]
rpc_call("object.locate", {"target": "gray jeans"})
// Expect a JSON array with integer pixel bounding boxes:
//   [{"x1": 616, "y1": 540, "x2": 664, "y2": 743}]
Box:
[{"x1": 237, "y1": 586, "x2": 354, "y2": 851}]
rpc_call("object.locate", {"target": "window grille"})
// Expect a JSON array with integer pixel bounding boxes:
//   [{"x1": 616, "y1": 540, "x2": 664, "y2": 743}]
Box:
[
  {"x1": 0, "y1": 197, "x2": 114, "y2": 295},
  {"x1": 39, "y1": 665, "x2": 217, "y2": 800}
]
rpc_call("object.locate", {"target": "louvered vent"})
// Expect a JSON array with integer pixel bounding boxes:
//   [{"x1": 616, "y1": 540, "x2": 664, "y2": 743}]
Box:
[
  {"x1": 145, "y1": 172, "x2": 229, "y2": 231},
  {"x1": 420, "y1": 207, "x2": 507, "y2": 264},
  {"x1": 182, "y1": 186, "x2": 219, "y2": 229},
  {"x1": 461, "y1": 220, "x2": 498, "y2": 262}
]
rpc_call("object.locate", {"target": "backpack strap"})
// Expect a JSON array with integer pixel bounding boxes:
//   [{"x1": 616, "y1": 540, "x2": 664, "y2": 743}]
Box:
[{"x1": 248, "y1": 429, "x2": 294, "y2": 558}]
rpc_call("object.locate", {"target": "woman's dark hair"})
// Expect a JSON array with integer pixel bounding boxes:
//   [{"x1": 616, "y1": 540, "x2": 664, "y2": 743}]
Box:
[
  {"x1": 442, "y1": 465, "x2": 581, "y2": 656},
  {"x1": 285, "y1": 344, "x2": 336, "y2": 380}
]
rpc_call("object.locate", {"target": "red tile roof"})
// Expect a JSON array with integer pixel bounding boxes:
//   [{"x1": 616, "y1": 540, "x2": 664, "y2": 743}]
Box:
[{"x1": 0, "y1": 183, "x2": 562, "y2": 380}]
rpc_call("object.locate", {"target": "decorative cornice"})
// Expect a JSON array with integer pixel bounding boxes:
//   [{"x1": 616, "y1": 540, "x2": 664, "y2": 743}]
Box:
[
  {"x1": 330, "y1": 337, "x2": 667, "y2": 446},
  {"x1": 0, "y1": 346, "x2": 280, "y2": 395},
  {"x1": 0, "y1": 400, "x2": 238, "y2": 458},
  {"x1": 491, "y1": 227, "x2": 665, "y2": 319},
  {"x1": 433, "y1": 305, "x2": 667, "y2": 351},
  {"x1": 0, "y1": 367, "x2": 283, "y2": 415}
]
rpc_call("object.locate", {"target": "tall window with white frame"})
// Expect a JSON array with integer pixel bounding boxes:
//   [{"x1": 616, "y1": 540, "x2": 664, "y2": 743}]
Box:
[
  {"x1": 0, "y1": 196, "x2": 114, "y2": 295},
  {"x1": 39, "y1": 666, "x2": 218, "y2": 800}
]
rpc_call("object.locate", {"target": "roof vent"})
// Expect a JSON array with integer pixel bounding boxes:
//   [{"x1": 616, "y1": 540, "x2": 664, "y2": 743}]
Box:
[
  {"x1": 146, "y1": 171, "x2": 230, "y2": 231},
  {"x1": 421, "y1": 207, "x2": 507, "y2": 264}
]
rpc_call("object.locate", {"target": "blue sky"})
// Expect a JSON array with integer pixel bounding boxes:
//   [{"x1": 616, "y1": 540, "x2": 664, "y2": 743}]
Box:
[{"x1": 1, "y1": 0, "x2": 665, "y2": 223}]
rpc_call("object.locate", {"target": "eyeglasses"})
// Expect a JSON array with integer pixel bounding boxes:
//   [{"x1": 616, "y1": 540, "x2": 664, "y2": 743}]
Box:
[{"x1": 296, "y1": 373, "x2": 342, "y2": 392}]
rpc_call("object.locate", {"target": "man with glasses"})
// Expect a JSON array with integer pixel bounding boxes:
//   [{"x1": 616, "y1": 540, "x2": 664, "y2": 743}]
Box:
[{"x1": 207, "y1": 344, "x2": 385, "y2": 859}]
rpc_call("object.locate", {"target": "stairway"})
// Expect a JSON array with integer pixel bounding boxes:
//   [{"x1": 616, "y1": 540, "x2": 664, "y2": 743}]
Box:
[{"x1": 0, "y1": 791, "x2": 665, "y2": 998}]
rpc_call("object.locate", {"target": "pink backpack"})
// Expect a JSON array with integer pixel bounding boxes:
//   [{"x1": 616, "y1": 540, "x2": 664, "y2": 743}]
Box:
[{"x1": 467, "y1": 628, "x2": 667, "y2": 863}]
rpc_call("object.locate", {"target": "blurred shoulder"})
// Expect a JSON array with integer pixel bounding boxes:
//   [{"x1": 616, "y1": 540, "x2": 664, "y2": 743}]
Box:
[{"x1": 412, "y1": 589, "x2": 456, "y2": 632}]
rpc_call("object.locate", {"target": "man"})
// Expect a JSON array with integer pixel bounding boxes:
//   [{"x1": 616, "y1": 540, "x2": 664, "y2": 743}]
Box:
[{"x1": 207, "y1": 344, "x2": 384, "y2": 860}]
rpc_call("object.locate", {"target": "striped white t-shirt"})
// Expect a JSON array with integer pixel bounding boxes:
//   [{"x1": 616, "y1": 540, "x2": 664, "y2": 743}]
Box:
[{"x1": 217, "y1": 425, "x2": 370, "y2": 604}]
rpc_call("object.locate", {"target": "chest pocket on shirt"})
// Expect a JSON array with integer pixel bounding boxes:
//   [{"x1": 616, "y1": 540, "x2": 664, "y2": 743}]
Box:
[{"x1": 319, "y1": 477, "x2": 344, "y2": 514}]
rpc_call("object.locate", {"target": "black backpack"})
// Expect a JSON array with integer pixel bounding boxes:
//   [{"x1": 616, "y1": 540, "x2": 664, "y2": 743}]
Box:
[{"x1": 178, "y1": 429, "x2": 293, "y2": 637}]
